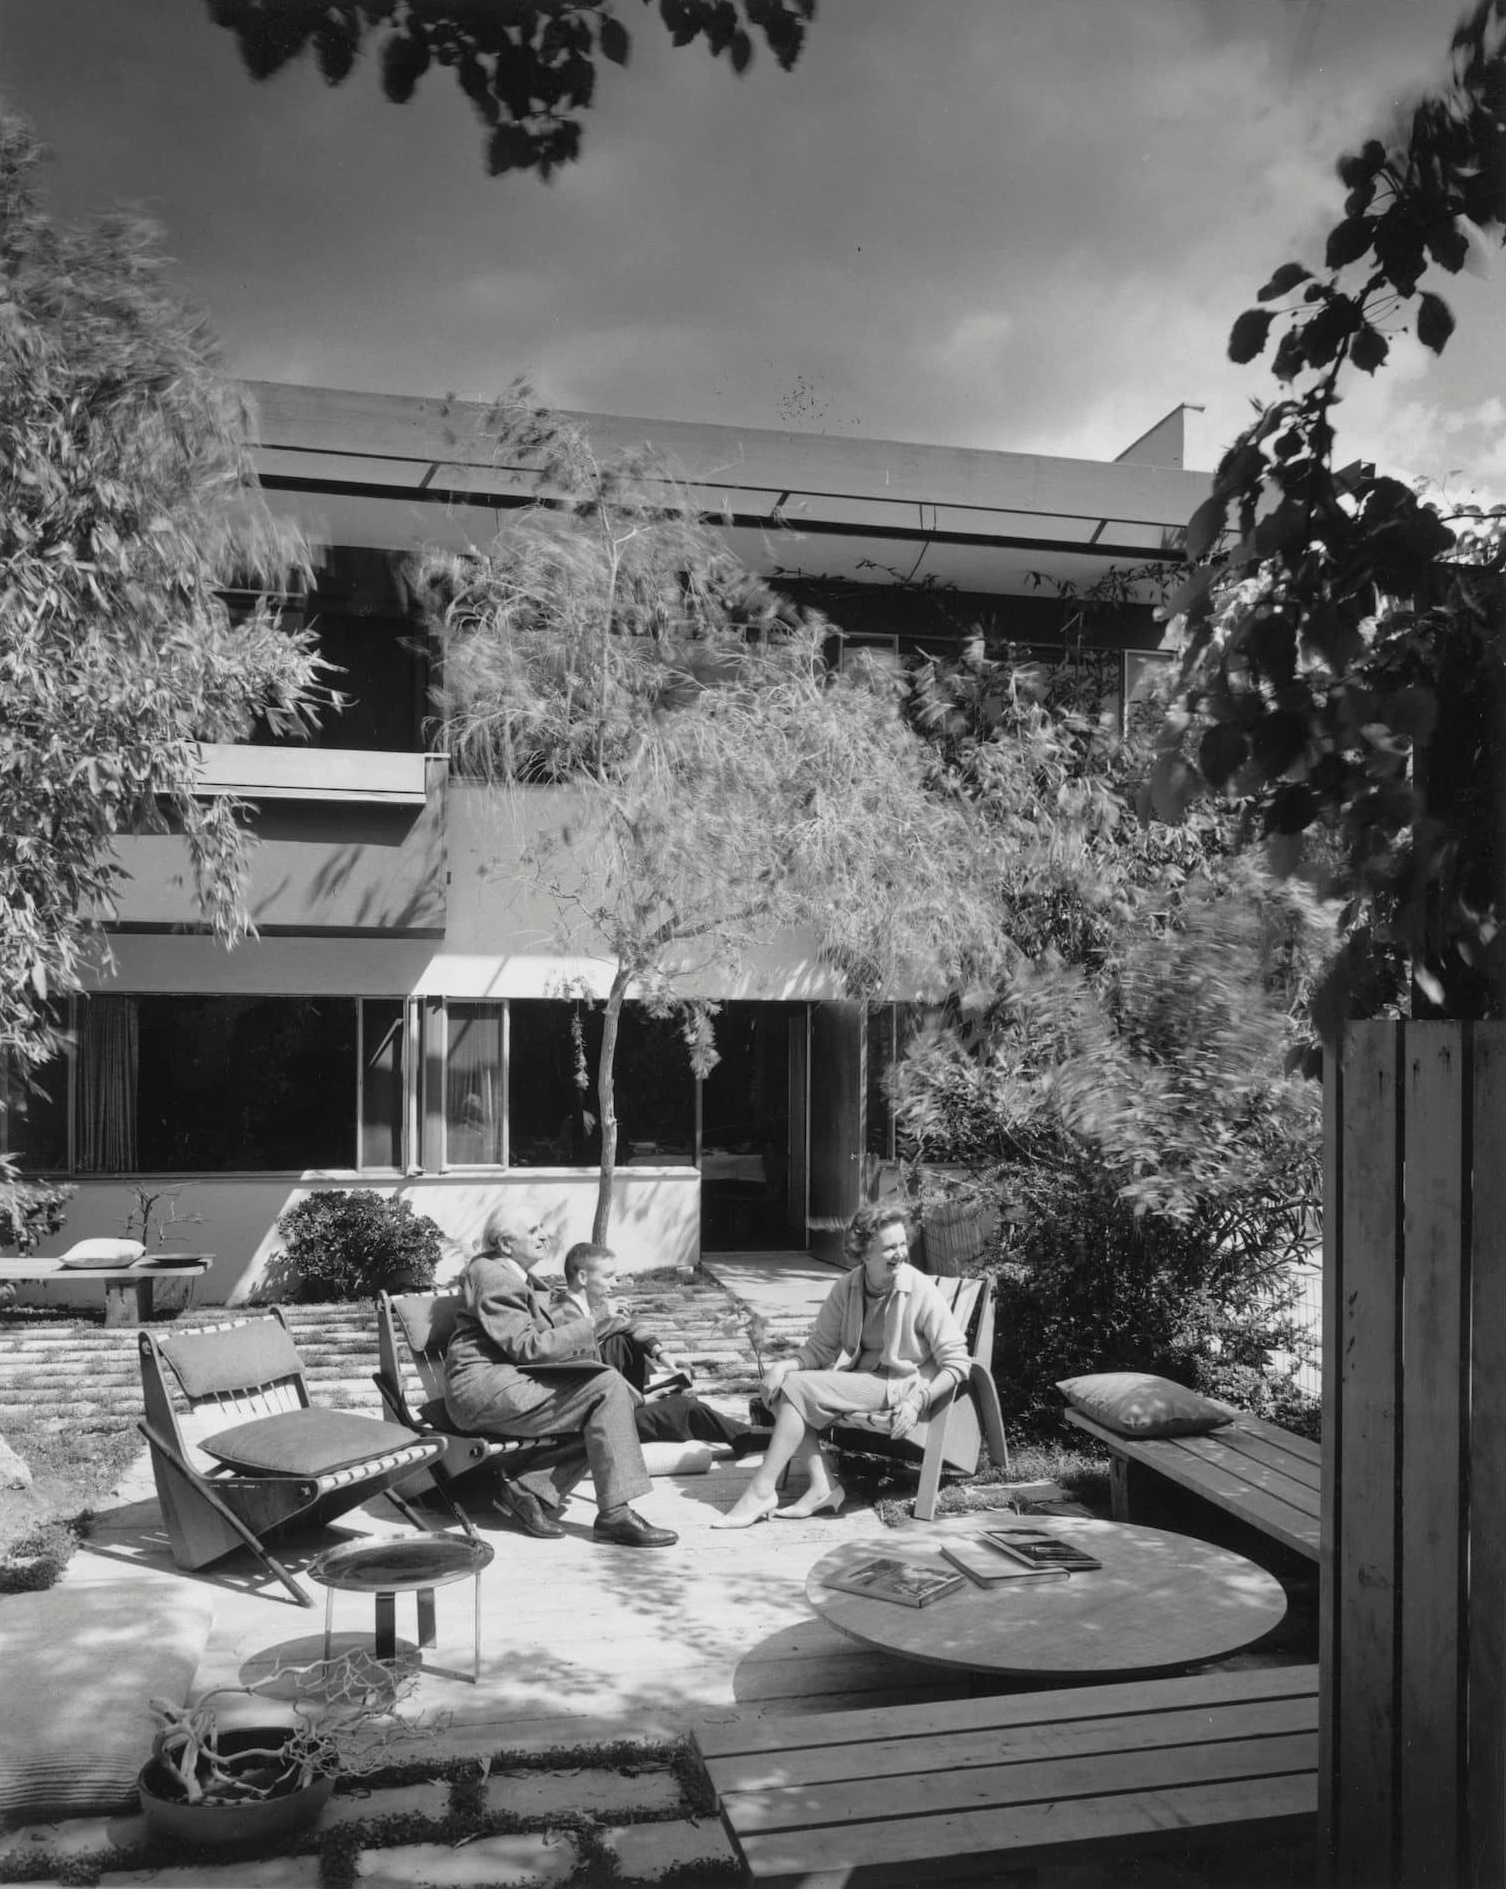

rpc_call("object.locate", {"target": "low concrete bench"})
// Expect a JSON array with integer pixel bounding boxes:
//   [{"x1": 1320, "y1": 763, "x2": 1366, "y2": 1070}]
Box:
[
  {"x1": 694, "y1": 1661, "x2": 1319, "y2": 1886},
  {"x1": 1063, "y1": 1407, "x2": 1321, "y2": 1562},
  {"x1": 0, "y1": 1254, "x2": 214, "y2": 1328}
]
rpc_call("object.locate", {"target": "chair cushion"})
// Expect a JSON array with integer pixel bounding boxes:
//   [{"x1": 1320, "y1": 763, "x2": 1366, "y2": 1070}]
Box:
[
  {"x1": 58, "y1": 1237, "x2": 145, "y2": 1268},
  {"x1": 155, "y1": 1316, "x2": 305, "y2": 1400},
  {"x1": 0, "y1": 1581, "x2": 215, "y2": 1819},
  {"x1": 1057, "y1": 1371, "x2": 1236, "y2": 1439},
  {"x1": 200, "y1": 1409, "x2": 425, "y2": 1476}
]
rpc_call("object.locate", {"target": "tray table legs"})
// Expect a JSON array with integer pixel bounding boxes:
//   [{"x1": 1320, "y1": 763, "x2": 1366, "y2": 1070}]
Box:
[{"x1": 321, "y1": 1573, "x2": 483, "y2": 1682}]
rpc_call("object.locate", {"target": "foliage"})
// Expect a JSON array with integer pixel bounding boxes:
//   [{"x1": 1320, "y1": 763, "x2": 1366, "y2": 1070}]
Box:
[
  {"x1": 0, "y1": 1516, "x2": 83, "y2": 1594},
  {"x1": 416, "y1": 385, "x2": 1015, "y2": 1238},
  {"x1": 0, "y1": 111, "x2": 331, "y2": 1174},
  {"x1": 1154, "y1": 0, "x2": 1506, "y2": 1028},
  {"x1": 0, "y1": 1177, "x2": 73, "y2": 1255},
  {"x1": 887, "y1": 640, "x2": 1323, "y2": 1429},
  {"x1": 149, "y1": 1651, "x2": 427, "y2": 1803},
  {"x1": 990, "y1": 1152, "x2": 1316, "y2": 1440},
  {"x1": 205, "y1": 0, "x2": 815, "y2": 179},
  {"x1": 270, "y1": 1190, "x2": 442, "y2": 1302}
]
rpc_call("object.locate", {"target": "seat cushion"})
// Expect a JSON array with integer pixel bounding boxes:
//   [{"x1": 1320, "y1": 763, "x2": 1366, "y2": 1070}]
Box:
[
  {"x1": 1058, "y1": 1371, "x2": 1237, "y2": 1439},
  {"x1": 199, "y1": 1409, "x2": 424, "y2": 1476},
  {"x1": 0, "y1": 1580, "x2": 215, "y2": 1819}
]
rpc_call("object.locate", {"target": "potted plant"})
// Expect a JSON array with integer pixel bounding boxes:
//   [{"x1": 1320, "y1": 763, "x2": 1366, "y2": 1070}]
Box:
[{"x1": 141, "y1": 1649, "x2": 428, "y2": 1848}]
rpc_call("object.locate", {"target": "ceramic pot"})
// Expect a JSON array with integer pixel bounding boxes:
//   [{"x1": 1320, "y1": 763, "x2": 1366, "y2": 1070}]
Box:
[{"x1": 137, "y1": 1726, "x2": 335, "y2": 1849}]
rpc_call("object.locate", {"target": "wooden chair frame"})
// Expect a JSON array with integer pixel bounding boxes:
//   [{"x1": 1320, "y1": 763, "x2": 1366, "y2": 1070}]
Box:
[
  {"x1": 829, "y1": 1273, "x2": 1010, "y2": 1520},
  {"x1": 373, "y1": 1290, "x2": 576, "y2": 1521},
  {"x1": 139, "y1": 1307, "x2": 444, "y2": 1607}
]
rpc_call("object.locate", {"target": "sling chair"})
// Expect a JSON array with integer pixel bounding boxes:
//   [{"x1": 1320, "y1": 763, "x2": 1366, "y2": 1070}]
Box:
[
  {"x1": 829, "y1": 1272, "x2": 1010, "y2": 1520},
  {"x1": 374, "y1": 1290, "x2": 578, "y2": 1521},
  {"x1": 139, "y1": 1307, "x2": 446, "y2": 1606}
]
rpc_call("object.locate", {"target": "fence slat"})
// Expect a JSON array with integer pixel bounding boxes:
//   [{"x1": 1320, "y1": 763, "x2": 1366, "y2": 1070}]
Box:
[
  {"x1": 1399, "y1": 1023, "x2": 1466, "y2": 1887},
  {"x1": 1469, "y1": 1021, "x2": 1506, "y2": 1888},
  {"x1": 1332, "y1": 1021, "x2": 1402, "y2": 1888}
]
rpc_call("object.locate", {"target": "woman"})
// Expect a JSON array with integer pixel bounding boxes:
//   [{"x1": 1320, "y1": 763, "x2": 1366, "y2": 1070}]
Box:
[{"x1": 711, "y1": 1202, "x2": 970, "y2": 1528}]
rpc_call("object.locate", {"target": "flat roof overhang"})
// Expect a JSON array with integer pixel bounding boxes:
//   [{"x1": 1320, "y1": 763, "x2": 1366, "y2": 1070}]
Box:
[{"x1": 244, "y1": 380, "x2": 1210, "y2": 599}]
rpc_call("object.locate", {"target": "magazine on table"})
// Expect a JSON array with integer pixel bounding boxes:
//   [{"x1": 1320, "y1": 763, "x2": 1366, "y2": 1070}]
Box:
[
  {"x1": 822, "y1": 1555, "x2": 967, "y2": 1609},
  {"x1": 983, "y1": 1527, "x2": 1102, "y2": 1572},
  {"x1": 938, "y1": 1536, "x2": 1071, "y2": 1587}
]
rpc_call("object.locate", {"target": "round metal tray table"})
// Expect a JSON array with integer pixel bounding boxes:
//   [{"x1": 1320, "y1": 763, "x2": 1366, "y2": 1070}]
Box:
[{"x1": 307, "y1": 1534, "x2": 495, "y2": 1684}]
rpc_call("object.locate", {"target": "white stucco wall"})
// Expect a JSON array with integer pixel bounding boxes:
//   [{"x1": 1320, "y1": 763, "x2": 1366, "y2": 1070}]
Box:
[{"x1": 15, "y1": 1168, "x2": 699, "y2": 1310}]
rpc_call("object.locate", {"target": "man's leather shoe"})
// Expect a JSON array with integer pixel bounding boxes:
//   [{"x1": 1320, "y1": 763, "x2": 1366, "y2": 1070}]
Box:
[
  {"x1": 592, "y1": 1507, "x2": 678, "y2": 1548},
  {"x1": 497, "y1": 1485, "x2": 565, "y2": 1539},
  {"x1": 729, "y1": 1428, "x2": 773, "y2": 1461}
]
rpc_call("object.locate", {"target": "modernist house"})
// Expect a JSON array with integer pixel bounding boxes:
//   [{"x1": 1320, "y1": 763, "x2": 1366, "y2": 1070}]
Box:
[{"x1": 3, "y1": 385, "x2": 1209, "y2": 1298}]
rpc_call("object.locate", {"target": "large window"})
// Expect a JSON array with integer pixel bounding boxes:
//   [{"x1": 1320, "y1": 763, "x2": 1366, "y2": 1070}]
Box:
[
  {"x1": 445, "y1": 1004, "x2": 505, "y2": 1165},
  {"x1": 11, "y1": 995, "x2": 405, "y2": 1174},
  {"x1": 507, "y1": 1001, "x2": 695, "y2": 1168}
]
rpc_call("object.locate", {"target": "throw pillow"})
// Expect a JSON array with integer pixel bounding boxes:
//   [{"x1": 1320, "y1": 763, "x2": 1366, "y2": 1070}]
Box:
[
  {"x1": 1057, "y1": 1371, "x2": 1236, "y2": 1439},
  {"x1": 58, "y1": 1237, "x2": 146, "y2": 1269},
  {"x1": 200, "y1": 1409, "x2": 425, "y2": 1476}
]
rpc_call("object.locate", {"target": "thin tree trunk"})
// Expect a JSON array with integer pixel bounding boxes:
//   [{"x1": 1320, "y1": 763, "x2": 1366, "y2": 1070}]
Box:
[{"x1": 592, "y1": 967, "x2": 631, "y2": 1241}]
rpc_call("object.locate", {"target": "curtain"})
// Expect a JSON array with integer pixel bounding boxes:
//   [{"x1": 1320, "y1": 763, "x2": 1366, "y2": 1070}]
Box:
[
  {"x1": 77, "y1": 996, "x2": 138, "y2": 1173},
  {"x1": 445, "y1": 1005, "x2": 503, "y2": 1164}
]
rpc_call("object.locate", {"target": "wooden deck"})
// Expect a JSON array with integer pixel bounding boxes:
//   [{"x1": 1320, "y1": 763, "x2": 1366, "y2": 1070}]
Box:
[{"x1": 72, "y1": 1443, "x2": 1023, "y2": 1753}]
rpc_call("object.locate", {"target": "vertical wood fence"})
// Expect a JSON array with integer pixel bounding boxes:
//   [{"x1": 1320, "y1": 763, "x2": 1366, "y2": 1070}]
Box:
[{"x1": 1322, "y1": 1020, "x2": 1506, "y2": 1888}]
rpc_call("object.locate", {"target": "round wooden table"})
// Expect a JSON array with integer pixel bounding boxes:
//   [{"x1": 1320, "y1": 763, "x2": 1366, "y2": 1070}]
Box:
[{"x1": 806, "y1": 1514, "x2": 1288, "y2": 1679}]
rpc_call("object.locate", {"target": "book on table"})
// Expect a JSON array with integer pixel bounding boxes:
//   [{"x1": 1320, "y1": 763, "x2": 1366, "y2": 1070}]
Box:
[
  {"x1": 644, "y1": 1366, "x2": 694, "y2": 1400},
  {"x1": 937, "y1": 1536, "x2": 1071, "y2": 1587},
  {"x1": 983, "y1": 1526, "x2": 1102, "y2": 1572},
  {"x1": 822, "y1": 1556, "x2": 967, "y2": 1609}
]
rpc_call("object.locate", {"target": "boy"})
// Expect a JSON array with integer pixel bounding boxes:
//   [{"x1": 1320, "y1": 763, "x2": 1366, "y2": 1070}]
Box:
[{"x1": 558, "y1": 1243, "x2": 767, "y2": 1457}]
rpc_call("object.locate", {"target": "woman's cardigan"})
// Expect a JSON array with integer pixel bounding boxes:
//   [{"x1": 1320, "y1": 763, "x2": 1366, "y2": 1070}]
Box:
[{"x1": 789, "y1": 1262, "x2": 970, "y2": 1411}]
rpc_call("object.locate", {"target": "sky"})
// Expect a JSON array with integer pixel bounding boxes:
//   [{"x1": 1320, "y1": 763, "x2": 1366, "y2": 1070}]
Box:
[{"x1": 1, "y1": 0, "x2": 1501, "y2": 501}]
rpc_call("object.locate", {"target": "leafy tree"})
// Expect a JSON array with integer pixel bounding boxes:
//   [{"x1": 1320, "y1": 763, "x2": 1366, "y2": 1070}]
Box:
[
  {"x1": 414, "y1": 386, "x2": 1015, "y2": 1238},
  {"x1": 1153, "y1": 0, "x2": 1506, "y2": 1029},
  {"x1": 0, "y1": 113, "x2": 329, "y2": 1203},
  {"x1": 888, "y1": 643, "x2": 1325, "y2": 1430},
  {"x1": 205, "y1": 0, "x2": 816, "y2": 179}
]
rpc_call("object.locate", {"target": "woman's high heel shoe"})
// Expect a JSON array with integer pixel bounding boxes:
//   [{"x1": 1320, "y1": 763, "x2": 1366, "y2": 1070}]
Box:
[
  {"x1": 774, "y1": 1481, "x2": 846, "y2": 1520},
  {"x1": 710, "y1": 1490, "x2": 779, "y2": 1530}
]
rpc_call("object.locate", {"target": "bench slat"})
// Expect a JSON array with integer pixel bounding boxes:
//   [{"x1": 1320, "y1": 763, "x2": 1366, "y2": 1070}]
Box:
[
  {"x1": 734, "y1": 1770, "x2": 1319, "y2": 1886},
  {"x1": 1186, "y1": 1424, "x2": 1321, "y2": 1489},
  {"x1": 722, "y1": 1729, "x2": 1317, "y2": 1835},
  {"x1": 703, "y1": 1693, "x2": 1317, "y2": 1794},
  {"x1": 1064, "y1": 1411, "x2": 1321, "y2": 1559},
  {"x1": 693, "y1": 1660, "x2": 1319, "y2": 1761}
]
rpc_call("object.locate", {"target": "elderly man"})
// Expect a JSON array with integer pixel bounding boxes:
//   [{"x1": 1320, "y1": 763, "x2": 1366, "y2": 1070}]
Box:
[{"x1": 443, "y1": 1205, "x2": 677, "y2": 1548}]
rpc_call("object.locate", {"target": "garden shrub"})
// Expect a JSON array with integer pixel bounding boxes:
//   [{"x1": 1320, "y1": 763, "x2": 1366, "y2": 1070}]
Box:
[
  {"x1": 989, "y1": 1151, "x2": 1317, "y2": 1441},
  {"x1": 270, "y1": 1191, "x2": 442, "y2": 1303}
]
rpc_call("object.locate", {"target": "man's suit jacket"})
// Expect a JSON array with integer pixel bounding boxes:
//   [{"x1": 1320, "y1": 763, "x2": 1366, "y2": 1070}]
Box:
[{"x1": 444, "y1": 1253, "x2": 606, "y2": 1424}]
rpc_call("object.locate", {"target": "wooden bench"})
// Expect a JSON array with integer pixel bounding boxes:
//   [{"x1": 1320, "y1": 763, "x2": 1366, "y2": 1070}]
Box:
[
  {"x1": 1063, "y1": 1407, "x2": 1321, "y2": 1562},
  {"x1": 694, "y1": 1661, "x2": 1319, "y2": 1886},
  {"x1": 0, "y1": 1254, "x2": 214, "y2": 1328}
]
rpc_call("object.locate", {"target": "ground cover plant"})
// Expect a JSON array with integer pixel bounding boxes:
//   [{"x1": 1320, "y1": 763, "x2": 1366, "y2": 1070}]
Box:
[{"x1": 0, "y1": 1405, "x2": 140, "y2": 1590}]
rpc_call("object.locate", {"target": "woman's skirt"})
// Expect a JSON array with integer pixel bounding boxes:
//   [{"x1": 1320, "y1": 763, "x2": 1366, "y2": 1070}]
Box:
[{"x1": 778, "y1": 1367, "x2": 893, "y2": 1431}]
